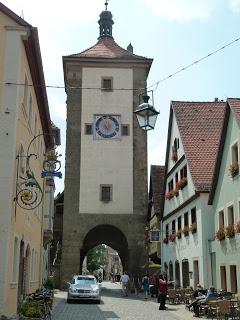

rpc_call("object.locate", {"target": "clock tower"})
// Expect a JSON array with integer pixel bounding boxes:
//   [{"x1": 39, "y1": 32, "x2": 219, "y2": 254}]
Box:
[{"x1": 61, "y1": 3, "x2": 153, "y2": 286}]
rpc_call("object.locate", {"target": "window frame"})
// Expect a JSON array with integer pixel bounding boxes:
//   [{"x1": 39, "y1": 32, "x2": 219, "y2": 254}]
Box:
[
  {"x1": 85, "y1": 124, "x2": 93, "y2": 135},
  {"x1": 100, "y1": 184, "x2": 112, "y2": 202},
  {"x1": 101, "y1": 77, "x2": 113, "y2": 91}
]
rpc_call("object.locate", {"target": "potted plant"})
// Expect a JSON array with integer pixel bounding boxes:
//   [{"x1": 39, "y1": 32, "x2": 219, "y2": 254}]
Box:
[
  {"x1": 235, "y1": 220, "x2": 240, "y2": 233},
  {"x1": 229, "y1": 162, "x2": 239, "y2": 177},
  {"x1": 176, "y1": 229, "x2": 182, "y2": 238},
  {"x1": 18, "y1": 300, "x2": 44, "y2": 319},
  {"x1": 182, "y1": 226, "x2": 189, "y2": 236},
  {"x1": 189, "y1": 222, "x2": 197, "y2": 233},
  {"x1": 176, "y1": 177, "x2": 188, "y2": 190},
  {"x1": 169, "y1": 234, "x2": 176, "y2": 242},
  {"x1": 165, "y1": 190, "x2": 174, "y2": 200},
  {"x1": 225, "y1": 224, "x2": 235, "y2": 238},
  {"x1": 163, "y1": 237, "x2": 169, "y2": 244},
  {"x1": 215, "y1": 227, "x2": 225, "y2": 241}
]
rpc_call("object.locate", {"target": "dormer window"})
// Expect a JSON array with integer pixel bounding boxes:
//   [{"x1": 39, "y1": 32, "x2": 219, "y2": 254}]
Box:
[
  {"x1": 171, "y1": 138, "x2": 179, "y2": 162},
  {"x1": 229, "y1": 143, "x2": 239, "y2": 177}
]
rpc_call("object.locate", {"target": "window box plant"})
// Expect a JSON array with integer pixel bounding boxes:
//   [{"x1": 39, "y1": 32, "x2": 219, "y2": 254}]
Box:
[
  {"x1": 182, "y1": 226, "x2": 189, "y2": 236},
  {"x1": 171, "y1": 150, "x2": 178, "y2": 162},
  {"x1": 225, "y1": 224, "x2": 235, "y2": 238},
  {"x1": 163, "y1": 237, "x2": 169, "y2": 244},
  {"x1": 176, "y1": 229, "x2": 182, "y2": 238},
  {"x1": 165, "y1": 190, "x2": 174, "y2": 200},
  {"x1": 169, "y1": 234, "x2": 176, "y2": 242},
  {"x1": 176, "y1": 177, "x2": 188, "y2": 190},
  {"x1": 189, "y1": 222, "x2": 197, "y2": 233},
  {"x1": 18, "y1": 300, "x2": 44, "y2": 319},
  {"x1": 229, "y1": 162, "x2": 239, "y2": 178},
  {"x1": 235, "y1": 220, "x2": 240, "y2": 233},
  {"x1": 215, "y1": 227, "x2": 225, "y2": 241}
]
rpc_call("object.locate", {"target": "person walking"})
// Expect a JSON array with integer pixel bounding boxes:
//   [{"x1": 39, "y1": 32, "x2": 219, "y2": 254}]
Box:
[
  {"x1": 142, "y1": 273, "x2": 150, "y2": 300},
  {"x1": 158, "y1": 273, "x2": 167, "y2": 310},
  {"x1": 132, "y1": 274, "x2": 141, "y2": 296},
  {"x1": 120, "y1": 271, "x2": 130, "y2": 297}
]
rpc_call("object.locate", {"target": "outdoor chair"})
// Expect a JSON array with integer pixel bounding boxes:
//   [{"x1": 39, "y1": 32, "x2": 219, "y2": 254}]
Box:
[
  {"x1": 199, "y1": 296, "x2": 217, "y2": 317},
  {"x1": 215, "y1": 299, "x2": 232, "y2": 320},
  {"x1": 167, "y1": 289, "x2": 179, "y2": 304}
]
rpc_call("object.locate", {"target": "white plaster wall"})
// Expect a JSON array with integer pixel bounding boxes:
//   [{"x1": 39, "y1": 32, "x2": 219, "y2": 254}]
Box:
[
  {"x1": 211, "y1": 111, "x2": 240, "y2": 293},
  {"x1": 79, "y1": 68, "x2": 133, "y2": 214}
]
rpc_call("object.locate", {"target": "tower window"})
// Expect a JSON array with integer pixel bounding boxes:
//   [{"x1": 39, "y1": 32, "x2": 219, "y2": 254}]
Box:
[
  {"x1": 85, "y1": 124, "x2": 92, "y2": 135},
  {"x1": 100, "y1": 185, "x2": 112, "y2": 202},
  {"x1": 122, "y1": 125, "x2": 129, "y2": 136},
  {"x1": 101, "y1": 77, "x2": 113, "y2": 91}
]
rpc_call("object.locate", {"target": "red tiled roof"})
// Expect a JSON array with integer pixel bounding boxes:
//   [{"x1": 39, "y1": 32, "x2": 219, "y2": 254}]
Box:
[
  {"x1": 69, "y1": 37, "x2": 151, "y2": 60},
  {"x1": 228, "y1": 98, "x2": 240, "y2": 126},
  {"x1": 172, "y1": 101, "x2": 226, "y2": 192}
]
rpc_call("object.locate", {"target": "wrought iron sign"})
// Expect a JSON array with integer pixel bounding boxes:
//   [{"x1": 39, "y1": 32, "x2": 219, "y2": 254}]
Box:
[{"x1": 15, "y1": 133, "x2": 62, "y2": 210}]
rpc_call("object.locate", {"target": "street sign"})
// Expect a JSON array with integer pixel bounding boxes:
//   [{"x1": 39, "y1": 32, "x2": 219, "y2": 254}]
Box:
[
  {"x1": 41, "y1": 171, "x2": 62, "y2": 179},
  {"x1": 150, "y1": 230, "x2": 160, "y2": 242}
]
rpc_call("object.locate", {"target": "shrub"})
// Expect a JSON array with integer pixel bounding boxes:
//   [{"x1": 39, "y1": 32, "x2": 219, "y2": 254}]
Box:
[
  {"x1": 215, "y1": 227, "x2": 225, "y2": 241},
  {"x1": 18, "y1": 300, "x2": 43, "y2": 318},
  {"x1": 43, "y1": 276, "x2": 54, "y2": 289},
  {"x1": 225, "y1": 224, "x2": 235, "y2": 238}
]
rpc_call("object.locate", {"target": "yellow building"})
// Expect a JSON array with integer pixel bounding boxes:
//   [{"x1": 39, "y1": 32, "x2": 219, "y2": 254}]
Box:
[{"x1": 0, "y1": 3, "x2": 58, "y2": 316}]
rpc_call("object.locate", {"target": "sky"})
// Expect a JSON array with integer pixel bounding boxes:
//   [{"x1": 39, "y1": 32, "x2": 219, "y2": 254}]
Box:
[{"x1": 4, "y1": 0, "x2": 240, "y2": 194}]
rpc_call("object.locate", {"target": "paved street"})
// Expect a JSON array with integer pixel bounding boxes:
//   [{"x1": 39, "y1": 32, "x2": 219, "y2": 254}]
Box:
[{"x1": 52, "y1": 282, "x2": 193, "y2": 320}]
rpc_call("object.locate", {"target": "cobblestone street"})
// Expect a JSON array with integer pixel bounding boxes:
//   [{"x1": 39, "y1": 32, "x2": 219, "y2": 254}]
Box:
[{"x1": 52, "y1": 282, "x2": 194, "y2": 320}]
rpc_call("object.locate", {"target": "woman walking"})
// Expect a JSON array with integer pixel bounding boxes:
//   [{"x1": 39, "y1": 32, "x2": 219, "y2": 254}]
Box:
[{"x1": 142, "y1": 273, "x2": 150, "y2": 300}]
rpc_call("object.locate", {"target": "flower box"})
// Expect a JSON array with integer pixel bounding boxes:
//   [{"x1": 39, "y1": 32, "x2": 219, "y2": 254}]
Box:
[
  {"x1": 215, "y1": 227, "x2": 225, "y2": 241},
  {"x1": 225, "y1": 224, "x2": 235, "y2": 238},
  {"x1": 169, "y1": 234, "x2": 176, "y2": 242},
  {"x1": 229, "y1": 163, "x2": 239, "y2": 178},
  {"x1": 163, "y1": 237, "x2": 169, "y2": 244},
  {"x1": 189, "y1": 222, "x2": 197, "y2": 233},
  {"x1": 182, "y1": 226, "x2": 189, "y2": 236},
  {"x1": 176, "y1": 229, "x2": 182, "y2": 238},
  {"x1": 165, "y1": 190, "x2": 175, "y2": 200},
  {"x1": 171, "y1": 151, "x2": 178, "y2": 162},
  {"x1": 176, "y1": 177, "x2": 188, "y2": 190},
  {"x1": 235, "y1": 221, "x2": 240, "y2": 233}
]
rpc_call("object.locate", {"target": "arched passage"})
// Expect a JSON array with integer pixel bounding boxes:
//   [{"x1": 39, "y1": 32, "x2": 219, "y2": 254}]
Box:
[{"x1": 80, "y1": 224, "x2": 128, "y2": 274}]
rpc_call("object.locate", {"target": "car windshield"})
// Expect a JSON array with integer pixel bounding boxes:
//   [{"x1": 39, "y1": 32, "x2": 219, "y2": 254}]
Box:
[{"x1": 72, "y1": 277, "x2": 96, "y2": 285}]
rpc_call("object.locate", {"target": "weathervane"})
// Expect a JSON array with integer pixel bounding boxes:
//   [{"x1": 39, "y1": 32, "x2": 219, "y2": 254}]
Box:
[{"x1": 105, "y1": 0, "x2": 109, "y2": 10}]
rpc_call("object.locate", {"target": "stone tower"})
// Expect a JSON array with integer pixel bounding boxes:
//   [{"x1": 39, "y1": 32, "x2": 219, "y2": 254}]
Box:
[{"x1": 61, "y1": 3, "x2": 153, "y2": 286}]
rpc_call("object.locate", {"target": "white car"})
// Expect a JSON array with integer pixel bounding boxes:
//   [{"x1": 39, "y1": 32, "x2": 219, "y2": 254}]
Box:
[{"x1": 67, "y1": 275, "x2": 101, "y2": 304}]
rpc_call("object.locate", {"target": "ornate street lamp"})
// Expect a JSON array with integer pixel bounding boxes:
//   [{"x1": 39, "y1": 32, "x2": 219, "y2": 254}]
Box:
[{"x1": 134, "y1": 91, "x2": 159, "y2": 131}]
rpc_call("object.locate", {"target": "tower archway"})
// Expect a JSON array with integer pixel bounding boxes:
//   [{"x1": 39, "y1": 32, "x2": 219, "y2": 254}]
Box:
[{"x1": 80, "y1": 224, "x2": 128, "y2": 272}]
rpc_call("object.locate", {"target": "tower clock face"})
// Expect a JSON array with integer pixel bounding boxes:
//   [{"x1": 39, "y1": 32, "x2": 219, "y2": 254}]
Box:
[{"x1": 94, "y1": 114, "x2": 121, "y2": 139}]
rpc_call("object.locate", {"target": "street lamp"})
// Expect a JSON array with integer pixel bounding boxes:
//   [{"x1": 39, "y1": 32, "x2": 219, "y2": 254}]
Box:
[{"x1": 134, "y1": 91, "x2": 159, "y2": 131}]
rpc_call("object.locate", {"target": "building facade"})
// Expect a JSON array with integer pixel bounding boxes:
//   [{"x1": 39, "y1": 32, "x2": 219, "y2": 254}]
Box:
[
  {"x1": 209, "y1": 98, "x2": 240, "y2": 295},
  {"x1": 0, "y1": 3, "x2": 57, "y2": 316},
  {"x1": 61, "y1": 4, "x2": 152, "y2": 286},
  {"x1": 161, "y1": 101, "x2": 225, "y2": 289}
]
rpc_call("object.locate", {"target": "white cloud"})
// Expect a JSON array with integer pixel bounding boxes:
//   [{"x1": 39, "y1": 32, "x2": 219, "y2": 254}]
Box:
[
  {"x1": 229, "y1": 0, "x2": 240, "y2": 11},
  {"x1": 139, "y1": 0, "x2": 217, "y2": 22}
]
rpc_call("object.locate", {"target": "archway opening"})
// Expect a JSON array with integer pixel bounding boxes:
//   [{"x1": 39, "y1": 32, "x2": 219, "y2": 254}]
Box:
[
  {"x1": 80, "y1": 224, "x2": 128, "y2": 278},
  {"x1": 83, "y1": 244, "x2": 123, "y2": 282}
]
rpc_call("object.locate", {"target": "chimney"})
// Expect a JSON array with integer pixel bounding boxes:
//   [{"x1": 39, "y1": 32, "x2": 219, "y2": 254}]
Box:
[
  {"x1": 127, "y1": 43, "x2": 133, "y2": 53},
  {"x1": 214, "y1": 97, "x2": 218, "y2": 102}
]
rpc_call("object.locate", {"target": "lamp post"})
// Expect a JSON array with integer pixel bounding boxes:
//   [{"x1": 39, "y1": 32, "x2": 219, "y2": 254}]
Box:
[{"x1": 134, "y1": 90, "x2": 159, "y2": 131}]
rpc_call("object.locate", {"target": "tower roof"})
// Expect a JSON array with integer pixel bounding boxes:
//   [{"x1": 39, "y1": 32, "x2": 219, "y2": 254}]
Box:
[{"x1": 69, "y1": 36, "x2": 151, "y2": 60}]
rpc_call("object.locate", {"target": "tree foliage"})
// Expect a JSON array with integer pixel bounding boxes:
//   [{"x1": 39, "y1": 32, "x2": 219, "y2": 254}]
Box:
[{"x1": 87, "y1": 244, "x2": 107, "y2": 273}]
